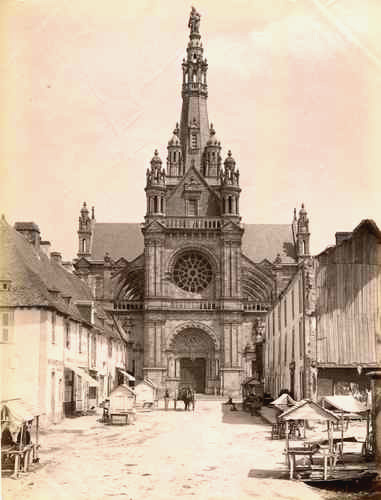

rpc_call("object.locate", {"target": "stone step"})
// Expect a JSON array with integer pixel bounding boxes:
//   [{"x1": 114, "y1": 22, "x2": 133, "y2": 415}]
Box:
[{"x1": 194, "y1": 394, "x2": 230, "y2": 401}]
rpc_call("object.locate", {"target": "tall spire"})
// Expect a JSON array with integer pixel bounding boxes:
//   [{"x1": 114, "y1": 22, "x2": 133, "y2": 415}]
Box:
[{"x1": 179, "y1": 7, "x2": 209, "y2": 172}]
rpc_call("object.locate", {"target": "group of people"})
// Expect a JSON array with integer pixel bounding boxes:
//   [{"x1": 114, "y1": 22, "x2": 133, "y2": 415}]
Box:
[{"x1": 164, "y1": 386, "x2": 195, "y2": 411}]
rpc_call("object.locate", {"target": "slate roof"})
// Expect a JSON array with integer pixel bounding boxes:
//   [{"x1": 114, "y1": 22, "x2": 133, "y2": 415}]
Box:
[
  {"x1": 91, "y1": 223, "x2": 143, "y2": 261},
  {"x1": 90, "y1": 222, "x2": 296, "y2": 264},
  {"x1": 0, "y1": 218, "x2": 97, "y2": 325}
]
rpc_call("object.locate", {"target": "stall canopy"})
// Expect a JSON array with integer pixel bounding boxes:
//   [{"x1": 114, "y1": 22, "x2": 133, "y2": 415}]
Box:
[
  {"x1": 65, "y1": 362, "x2": 99, "y2": 387},
  {"x1": 270, "y1": 393, "x2": 297, "y2": 412},
  {"x1": 1, "y1": 399, "x2": 42, "y2": 438},
  {"x1": 118, "y1": 368, "x2": 136, "y2": 382},
  {"x1": 321, "y1": 395, "x2": 368, "y2": 414},
  {"x1": 279, "y1": 399, "x2": 339, "y2": 422}
]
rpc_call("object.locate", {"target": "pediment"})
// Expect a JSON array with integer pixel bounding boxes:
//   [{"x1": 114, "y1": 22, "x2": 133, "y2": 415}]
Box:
[
  {"x1": 144, "y1": 219, "x2": 166, "y2": 233},
  {"x1": 76, "y1": 257, "x2": 91, "y2": 268},
  {"x1": 221, "y1": 219, "x2": 243, "y2": 233},
  {"x1": 168, "y1": 166, "x2": 220, "y2": 202}
]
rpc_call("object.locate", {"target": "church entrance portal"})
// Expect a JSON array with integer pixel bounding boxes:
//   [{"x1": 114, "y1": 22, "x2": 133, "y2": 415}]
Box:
[
  {"x1": 180, "y1": 357, "x2": 206, "y2": 393},
  {"x1": 169, "y1": 327, "x2": 217, "y2": 394}
]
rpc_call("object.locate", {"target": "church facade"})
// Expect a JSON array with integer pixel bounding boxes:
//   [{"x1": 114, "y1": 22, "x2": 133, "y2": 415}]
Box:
[{"x1": 73, "y1": 9, "x2": 309, "y2": 398}]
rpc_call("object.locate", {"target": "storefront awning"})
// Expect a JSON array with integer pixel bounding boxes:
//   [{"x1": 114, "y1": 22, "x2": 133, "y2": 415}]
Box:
[
  {"x1": 65, "y1": 362, "x2": 99, "y2": 387},
  {"x1": 118, "y1": 368, "x2": 136, "y2": 381}
]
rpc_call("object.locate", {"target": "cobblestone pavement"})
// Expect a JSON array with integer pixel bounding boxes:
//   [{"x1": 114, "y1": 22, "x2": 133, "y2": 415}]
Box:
[{"x1": 3, "y1": 401, "x2": 328, "y2": 500}]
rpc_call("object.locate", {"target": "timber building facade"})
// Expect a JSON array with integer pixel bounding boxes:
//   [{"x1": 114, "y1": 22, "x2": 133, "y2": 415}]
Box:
[{"x1": 263, "y1": 220, "x2": 381, "y2": 401}]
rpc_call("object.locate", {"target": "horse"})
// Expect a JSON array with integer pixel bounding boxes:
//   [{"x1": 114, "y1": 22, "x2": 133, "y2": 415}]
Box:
[{"x1": 178, "y1": 387, "x2": 195, "y2": 411}]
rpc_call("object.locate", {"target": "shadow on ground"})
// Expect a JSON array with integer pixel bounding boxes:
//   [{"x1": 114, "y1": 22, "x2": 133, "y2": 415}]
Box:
[{"x1": 221, "y1": 403, "x2": 266, "y2": 425}]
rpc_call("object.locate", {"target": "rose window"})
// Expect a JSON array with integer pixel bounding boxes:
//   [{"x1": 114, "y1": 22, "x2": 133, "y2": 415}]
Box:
[{"x1": 173, "y1": 252, "x2": 212, "y2": 292}]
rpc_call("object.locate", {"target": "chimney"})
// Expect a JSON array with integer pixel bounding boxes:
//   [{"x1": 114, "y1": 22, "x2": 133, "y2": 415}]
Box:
[
  {"x1": 50, "y1": 252, "x2": 62, "y2": 265},
  {"x1": 40, "y1": 240, "x2": 51, "y2": 256},
  {"x1": 335, "y1": 232, "x2": 352, "y2": 246},
  {"x1": 14, "y1": 222, "x2": 41, "y2": 250},
  {"x1": 62, "y1": 261, "x2": 74, "y2": 273}
]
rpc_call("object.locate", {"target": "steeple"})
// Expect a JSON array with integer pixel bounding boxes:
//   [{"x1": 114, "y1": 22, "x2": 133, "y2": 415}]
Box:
[
  {"x1": 220, "y1": 150, "x2": 241, "y2": 218},
  {"x1": 179, "y1": 7, "x2": 209, "y2": 171},
  {"x1": 295, "y1": 203, "x2": 310, "y2": 260},
  {"x1": 77, "y1": 201, "x2": 95, "y2": 257},
  {"x1": 145, "y1": 150, "x2": 166, "y2": 217}
]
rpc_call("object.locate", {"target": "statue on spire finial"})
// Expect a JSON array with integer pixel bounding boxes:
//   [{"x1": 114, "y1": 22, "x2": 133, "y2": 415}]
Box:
[{"x1": 188, "y1": 6, "x2": 201, "y2": 34}]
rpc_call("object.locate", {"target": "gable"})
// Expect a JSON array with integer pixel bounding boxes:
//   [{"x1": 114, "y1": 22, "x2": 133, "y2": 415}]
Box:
[{"x1": 166, "y1": 167, "x2": 220, "y2": 217}]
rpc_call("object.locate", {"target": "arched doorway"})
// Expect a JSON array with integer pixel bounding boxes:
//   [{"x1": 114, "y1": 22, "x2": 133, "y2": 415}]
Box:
[{"x1": 169, "y1": 327, "x2": 216, "y2": 394}]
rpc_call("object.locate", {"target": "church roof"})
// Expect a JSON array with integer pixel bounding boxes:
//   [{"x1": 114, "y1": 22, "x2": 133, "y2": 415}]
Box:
[
  {"x1": 91, "y1": 223, "x2": 144, "y2": 261},
  {"x1": 90, "y1": 222, "x2": 295, "y2": 264}
]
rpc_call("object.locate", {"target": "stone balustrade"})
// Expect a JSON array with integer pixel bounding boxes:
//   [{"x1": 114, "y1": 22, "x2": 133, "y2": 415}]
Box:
[
  {"x1": 113, "y1": 301, "x2": 144, "y2": 311},
  {"x1": 165, "y1": 217, "x2": 221, "y2": 229},
  {"x1": 114, "y1": 300, "x2": 269, "y2": 312}
]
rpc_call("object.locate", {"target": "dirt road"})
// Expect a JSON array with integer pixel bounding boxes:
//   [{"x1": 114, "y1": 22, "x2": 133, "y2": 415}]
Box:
[{"x1": 3, "y1": 401, "x2": 330, "y2": 500}]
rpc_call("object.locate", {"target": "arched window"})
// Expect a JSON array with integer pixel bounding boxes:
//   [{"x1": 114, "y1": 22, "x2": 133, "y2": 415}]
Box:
[
  {"x1": 160, "y1": 197, "x2": 164, "y2": 213},
  {"x1": 81, "y1": 239, "x2": 86, "y2": 253},
  {"x1": 154, "y1": 196, "x2": 158, "y2": 213},
  {"x1": 173, "y1": 151, "x2": 176, "y2": 161}
]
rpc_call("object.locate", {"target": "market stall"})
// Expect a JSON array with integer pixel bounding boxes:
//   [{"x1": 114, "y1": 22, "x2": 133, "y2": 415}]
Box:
[
  {"x1": 279, "y1": 399, "x2": 339, "y2": 480},
  {"x1": 103, "y1": 384, "x2": 136, "y2": 425},
  {"x1": 269, "y1": 393, "x2": 298, "y2": 439},
  {"x1": 135, "y1": 378, "x2": 159, "y2": 410},
  {"x1": 1, "y1": 399, "x2": 42, "y2": 478}
]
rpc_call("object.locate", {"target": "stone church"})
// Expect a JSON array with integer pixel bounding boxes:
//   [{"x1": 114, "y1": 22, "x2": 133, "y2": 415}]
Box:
[{"x1": 73, "y1": 8, "x2": 310, "y2": 397}]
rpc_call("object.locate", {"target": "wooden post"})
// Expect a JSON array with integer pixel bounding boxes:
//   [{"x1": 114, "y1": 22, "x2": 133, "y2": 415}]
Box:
[
  {"x1": 13, "y1": 453, "x2": 20, "y2": 479},
  {"x1": 35, "y1": 416, "x2": 40, "y2": 459},
  {"x1": 285, "y1": 420, "x2": 290, "y2": 467}
]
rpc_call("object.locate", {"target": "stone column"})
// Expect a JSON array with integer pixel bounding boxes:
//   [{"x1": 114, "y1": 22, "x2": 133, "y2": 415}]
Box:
[
  {"x1": 155, "y1": 323, "x2": 162, "y2": 367},
  {"x1": 168, "y1": 354, "x2": 175, "y2": 378},
  {"x1": 231, "y1": 324, "x2": 239, "y2": 367},
  {"x1": 175, "y1": 359, "x2": 181, "y2": 378},
  {"x1": 144, "y1": 321, "x2": 155, "y2": 367},
  {"x1": 224, "y1": 324, "x2": 231, "y2": 367}
]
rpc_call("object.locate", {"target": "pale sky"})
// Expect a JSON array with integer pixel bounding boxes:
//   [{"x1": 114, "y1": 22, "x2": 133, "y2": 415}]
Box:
[{"x1": 1, "y1": 0, "x2": 380, "y2": 260}]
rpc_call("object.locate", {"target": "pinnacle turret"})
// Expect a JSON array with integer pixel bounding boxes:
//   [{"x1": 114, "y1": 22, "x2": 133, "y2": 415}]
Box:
[{"x1": 179, "y1": 7, "x2": 210, "y2": 171}]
